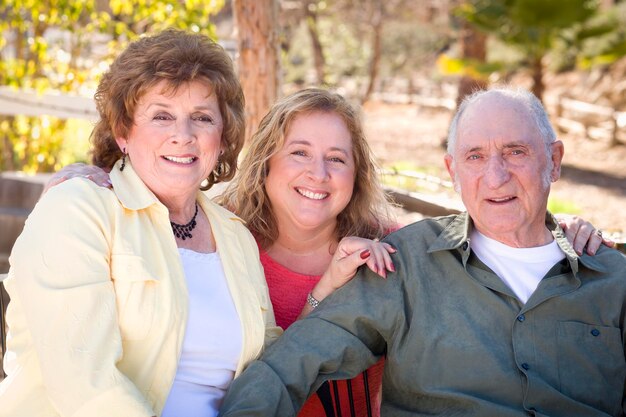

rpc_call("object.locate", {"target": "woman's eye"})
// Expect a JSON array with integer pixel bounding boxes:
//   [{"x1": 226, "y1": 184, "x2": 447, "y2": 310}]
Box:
[
  {"x1": 193, "y1": 114, "x2": 214, "y2": 123},
  {"x1": 154, "y1": 113, "x2": 173, "y2": 121},
  {"x1": 291, "y1": 150, "x2": 307, "y2": 157},
  {"x1": 328, "y1": 157, "x2": 345, "y2": 164}
]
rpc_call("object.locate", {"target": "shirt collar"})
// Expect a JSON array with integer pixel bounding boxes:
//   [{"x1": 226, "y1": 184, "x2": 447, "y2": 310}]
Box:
[
  {"x1": 548, "y1": 212, "x2": 607, "y2": 274},
  {"x1": 427, "y1": 211, "x2": 606, "y2": 274},
  {"x1": 109, "y1": 159, "x2": 161, "y2": 211},
  {"x1": 427, "y1": 211, "x2": 471, "y2": 253}
]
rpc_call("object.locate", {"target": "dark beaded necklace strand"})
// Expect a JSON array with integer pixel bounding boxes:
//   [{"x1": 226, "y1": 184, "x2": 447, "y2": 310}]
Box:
[{"x1": 171, "y1": 203, "x2": 198, "y2": 240}]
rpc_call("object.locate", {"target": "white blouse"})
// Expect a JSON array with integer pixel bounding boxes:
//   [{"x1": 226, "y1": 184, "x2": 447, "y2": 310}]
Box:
[{"x1": 161, "y1": 249, "x2": 243, "y2": 417}]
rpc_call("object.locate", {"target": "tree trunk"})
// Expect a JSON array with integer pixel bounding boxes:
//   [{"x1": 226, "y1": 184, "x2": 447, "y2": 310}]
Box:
[
  {"x1": 456, "y1": 19, "x2": 488, "y2": 107},
  {"x1": 304, "y1": 3, "x2": 326, "y2": 85},
  {"x1": 15, "y1": 28, "x2": 24, "y2": 61},
  {"x1": 233, "y1": 0, "x2": 281, "y2": 143},
  {"x1": 531, "y1": 55, "x2": 544, "y2": 103},
  {"x1": 363, "y1": 2, "x2": 384, "y2": 103}
]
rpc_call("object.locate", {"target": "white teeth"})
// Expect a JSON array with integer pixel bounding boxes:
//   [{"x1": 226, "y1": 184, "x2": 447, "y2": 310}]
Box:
[
  {"x1": 297, "y1": 188, "x2": 328, "y2": 200},
  {"x1": 491, "y1": 197, "x2": 513, "y2": 202},
  {"x1": 164, "y1": 156, "x2": 195, "y2": 164}
]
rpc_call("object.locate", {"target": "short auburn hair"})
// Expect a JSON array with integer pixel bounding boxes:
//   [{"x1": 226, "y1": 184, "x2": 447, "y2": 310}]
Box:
[{"x1": 91, "y1": 29, "x2": 245, "y2": 189}]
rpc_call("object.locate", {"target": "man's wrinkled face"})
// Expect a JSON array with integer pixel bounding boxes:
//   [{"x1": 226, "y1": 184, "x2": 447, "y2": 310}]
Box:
[{"x1": 444, "y1": 94, "x2": 564, "y2": 247}]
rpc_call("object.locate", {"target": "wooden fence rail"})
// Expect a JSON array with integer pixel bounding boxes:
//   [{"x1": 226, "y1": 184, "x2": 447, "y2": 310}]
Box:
[{"x1": 550, "y1": 96, "x2": 624, "y2": 146}]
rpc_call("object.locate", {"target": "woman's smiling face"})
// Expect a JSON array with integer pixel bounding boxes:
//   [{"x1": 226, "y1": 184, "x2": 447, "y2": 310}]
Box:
[
  {"x1": 116, "y1": 79, "x2": 224, "y2": 200},
  {"x1": 264, "y1": 111, "x2": 356, "y2": 234}
]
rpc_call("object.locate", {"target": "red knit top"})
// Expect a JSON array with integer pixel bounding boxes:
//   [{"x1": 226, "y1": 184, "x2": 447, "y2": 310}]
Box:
[{"x1": 259, "y1": 246, "x2": 383, "y2": 417}]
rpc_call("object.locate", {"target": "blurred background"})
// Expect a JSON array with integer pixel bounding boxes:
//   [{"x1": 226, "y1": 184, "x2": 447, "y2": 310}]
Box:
[{"x1": 1, "y1": 0, "x2": 625, "y2": 269}]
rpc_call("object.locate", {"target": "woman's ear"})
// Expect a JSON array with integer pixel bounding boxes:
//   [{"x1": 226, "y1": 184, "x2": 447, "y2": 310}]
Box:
[{"x1": 114, "y1": 137, "x2": 128, "y2": 152}]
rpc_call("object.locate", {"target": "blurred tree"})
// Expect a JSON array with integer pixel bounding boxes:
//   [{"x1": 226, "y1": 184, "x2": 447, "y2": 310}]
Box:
[
  {"x1": 454, "y1": 0, "x2": 488, "y2": 107},
  {"x1": 458, "y1": 0, "x2": 607, "y2": 101},
  {"x1": 303, "y1": 0, "x2": 327, "y2": 85},
  {"x1": 285, "y1": 0, "x2": 439, "y2": 101},
  {"x1": 332, "y1": 0, "x2": 413, "y2": 102},
  {"x1": 233, "y1": 0, "x2": 280, "y2": 142},
  {"x1": 0, "y1": 0, "x2": 223, "y2": 172}
]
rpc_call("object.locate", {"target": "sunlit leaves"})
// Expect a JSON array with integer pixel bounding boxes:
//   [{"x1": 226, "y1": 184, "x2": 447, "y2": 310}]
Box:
[{"x1": 0, "y1": 0, "x2": 224, "y2": 172}]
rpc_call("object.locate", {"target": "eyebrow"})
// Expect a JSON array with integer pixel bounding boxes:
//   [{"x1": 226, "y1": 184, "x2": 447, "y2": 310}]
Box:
[
  {"x1": 286, "y1": 139, "x2": 350, "y2": 156},
  {"x1": 460, "y1": 141, "x2": 529, "y2": 154},
  {"x1": 146, "y1": 102, "x2": 215, "y2": 111}
]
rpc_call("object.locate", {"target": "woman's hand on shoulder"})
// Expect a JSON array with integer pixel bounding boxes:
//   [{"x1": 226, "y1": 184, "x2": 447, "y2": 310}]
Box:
[
  {"x1": 43, "y1": 163, "x2": 112, "y2": 194},
  {"x1": 312, "y1": 237, "x2": 396, "y2": 303},
  {"x1": 555, "y1": 213, "x2": 615, "y2": 256}
]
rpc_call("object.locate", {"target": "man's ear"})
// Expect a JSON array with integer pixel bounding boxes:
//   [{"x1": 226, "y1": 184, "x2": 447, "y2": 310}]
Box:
[
  {"x1": 550, "y1": 140, "x2": 564, "y2": 182},
  {"x1": 444, "y1": 153, "x2": 456, "y2": 183}
]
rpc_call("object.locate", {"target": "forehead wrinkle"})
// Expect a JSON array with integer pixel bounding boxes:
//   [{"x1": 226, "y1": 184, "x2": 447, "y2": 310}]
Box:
[{"x1": 456, "y1": 98, "x2": 539, "y2": 151}]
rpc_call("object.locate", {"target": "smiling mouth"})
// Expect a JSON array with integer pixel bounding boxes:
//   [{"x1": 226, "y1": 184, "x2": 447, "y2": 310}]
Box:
[
  {"x1": 162, "y1": 156, "x2": 197, "y2": 164},
  {"x1": 487, "y1": 196, "x2": 516, "y2": 203},
  {"x1": 296, "y1": 188, "x2": 328, "y2": 200}
]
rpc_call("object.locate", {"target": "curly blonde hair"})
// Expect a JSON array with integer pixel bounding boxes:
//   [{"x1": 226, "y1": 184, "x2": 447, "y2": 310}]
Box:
[
  {"x1": 91, "y1": 29, "x2": 245, "y2": 190},
  {"x1": 219, "y1": 88, "x2": 395, "y2": 248}
]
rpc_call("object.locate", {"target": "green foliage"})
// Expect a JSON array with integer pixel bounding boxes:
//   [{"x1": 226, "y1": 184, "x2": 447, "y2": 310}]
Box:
[
  {"x1": 452, "y1": 0, "x2": 624, "y2": 99},
  {"x1": 0, "y1": 0, "x2": 224, "y2": 173},
  {"x1": 577, "y1": 3, "x2": 626, "y2": 68},
  {"x1": 437, "y1": 55, "x2": 504, "y2": 79},
  {"x1": 458, "y1": 0, "x2": 600, "y2": 59},
  {"x1": 282, "y1": 1, "x2": 450, "y2": 88},
  {"x1": 547, "y1": 197, "x2": 581, "y2": 215}
]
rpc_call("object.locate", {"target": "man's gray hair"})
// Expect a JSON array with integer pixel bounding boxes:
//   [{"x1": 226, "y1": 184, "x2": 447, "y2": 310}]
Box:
[
  {"x1": 446, "y1": 86, "x2": 558, "y2": 189},
  {"x1": 446, "y1": 86, "x2": 557, "y2": 155}
]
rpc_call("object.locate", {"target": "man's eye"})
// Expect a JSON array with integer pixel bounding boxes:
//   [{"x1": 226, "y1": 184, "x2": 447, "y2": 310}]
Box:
[{"x1": 467, "y1": 154, "x2": 480, "y2": 160}]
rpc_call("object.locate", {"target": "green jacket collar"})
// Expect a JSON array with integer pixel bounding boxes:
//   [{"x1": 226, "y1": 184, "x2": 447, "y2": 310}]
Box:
[{"x1": 427, "y1": 211, "x2": 606, "y2": 274}]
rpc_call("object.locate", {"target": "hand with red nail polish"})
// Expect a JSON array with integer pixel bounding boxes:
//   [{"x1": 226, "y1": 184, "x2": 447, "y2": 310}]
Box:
[{"x1": 310, "y1": 236, "x2": 396, "y2": 310}]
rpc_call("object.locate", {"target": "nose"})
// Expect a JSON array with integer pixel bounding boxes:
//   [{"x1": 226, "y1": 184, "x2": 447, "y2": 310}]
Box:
[
  {"x1": 170, "y1": 118, "x2": 196, "y2": 144},
  {"x1": 306, "y1": 158, "x2": 330, "y2": 182},
  {"x1": 484, "y1": 156, "x2": 510, "y2": 189}
]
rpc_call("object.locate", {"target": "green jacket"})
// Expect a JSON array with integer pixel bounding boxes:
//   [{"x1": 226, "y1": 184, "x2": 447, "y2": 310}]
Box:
[{"x1": 220, "y1": 212, "x2": 626, "y2": 417}]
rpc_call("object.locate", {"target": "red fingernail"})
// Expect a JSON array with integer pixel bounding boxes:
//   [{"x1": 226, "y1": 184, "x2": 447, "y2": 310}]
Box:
[
  {"x1": 360, "y1": 250, "x2": 370, "y2": 259},
  {"x1": 389, "y1": 263, "x2": 395, "y2": 272}
]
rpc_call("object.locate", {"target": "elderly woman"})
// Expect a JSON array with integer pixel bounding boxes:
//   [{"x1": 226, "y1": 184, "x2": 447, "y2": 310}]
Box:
[{"x1": 0, "y1": 30, "x2": 280, "y2": 417}]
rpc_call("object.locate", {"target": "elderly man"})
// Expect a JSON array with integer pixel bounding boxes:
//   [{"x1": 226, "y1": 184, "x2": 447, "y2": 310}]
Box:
[{"x1": 219, "y1": 87, "x2": 626, "y2": 417}]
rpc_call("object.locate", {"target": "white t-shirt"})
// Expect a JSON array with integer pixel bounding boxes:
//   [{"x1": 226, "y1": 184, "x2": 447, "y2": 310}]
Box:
[
  {"x1": 161, "y1": 249, "x2": 243, "y2": 417},
  {"x1": 470, "y1": 230, "x2": 566, "y2": 304}
]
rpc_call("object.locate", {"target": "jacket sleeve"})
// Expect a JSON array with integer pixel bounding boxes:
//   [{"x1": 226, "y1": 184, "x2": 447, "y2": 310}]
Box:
[
  {"x1": 219, "y1": 261, "x2": 401, "y2": 416},
  {"x1": 7, "y1": 180, "x2": 154, "y2": 417}
]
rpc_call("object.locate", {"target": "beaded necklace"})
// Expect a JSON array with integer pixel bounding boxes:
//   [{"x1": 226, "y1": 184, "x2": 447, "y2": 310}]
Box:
[{"x1": 171, "y1": 203, "x2": 198, "y2": 240}]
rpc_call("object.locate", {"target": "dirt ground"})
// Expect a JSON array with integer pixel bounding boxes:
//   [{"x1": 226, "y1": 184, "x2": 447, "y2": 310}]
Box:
[{"x1": 362, "y1": 101, "x2": 626, "y2": 241}]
